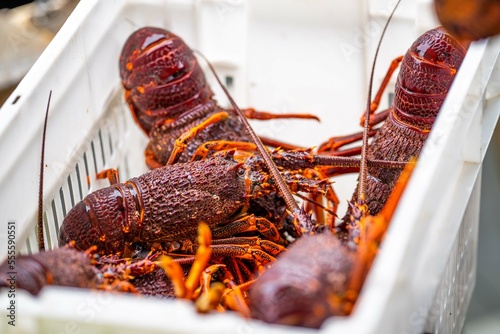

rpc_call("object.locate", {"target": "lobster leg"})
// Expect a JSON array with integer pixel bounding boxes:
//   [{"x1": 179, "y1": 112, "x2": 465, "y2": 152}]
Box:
[
  {"x1": 191, "y1": 140, "x2": 257, "y2": 161},
  {"x1": 240, "y1": 108, "x2": 320, "y2": 122},
  {"x1": 317, "y1": 129, "x2": 377, "y2": 155},
  {"x1": 211, "y1": 214, "x2": 281, "y2": 243},
  {"x1": 224, "y1": 105, "x2": 317, "y2": 155},
  {"x1": 158, "y1": 223, "x2": 212, "y2": 300},
  {"x1": 196, "y1": 263, "x2": 252, "y2": 317},
  {"x1": 210, "y1": 244, "x2": 277, "y2": 265},
  {"x1": 259, "y1": 136, "x2": 306, "y2": 151},
  {"x1": 167, "y1": 111, "x2": 229, "y2": 165},
  {"x1": 96, "y1": 168, "x2": 121, "y2": 184},
  {"x1": 360, "y1": 56, "x2": 404, "y2": 128},
  {"x1": 223, "y1": 257, "x2": 254, "y2": 286},
  {"x1": 195, "y1": 264, "x2": 228, "y2": 312},
  {"x1": 221, "y1": 279, "x2": 254, "y2": 317},
  {"x1": 302, "y1": 168, "x2": 339, "y2": 223},
  {"x1": 211, "y1": 237, "x2": 285, "y2": 257}
]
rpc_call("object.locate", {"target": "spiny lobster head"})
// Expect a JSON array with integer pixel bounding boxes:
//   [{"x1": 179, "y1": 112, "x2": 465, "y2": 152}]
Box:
[
  {"x1": 59, "y1": 185, "x2": 139, "y2": 256},
  {"x1": 119, "y1": 27, "x2": 214, "y2": 134}
]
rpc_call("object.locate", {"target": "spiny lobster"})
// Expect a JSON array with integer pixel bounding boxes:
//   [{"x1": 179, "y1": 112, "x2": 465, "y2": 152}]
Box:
[
  {"x1": 249, "y1": 18, "x2": 467, "y2": 331},
  {"x1": 119, "y1": 27, "x2": 319, "y2": 168}
]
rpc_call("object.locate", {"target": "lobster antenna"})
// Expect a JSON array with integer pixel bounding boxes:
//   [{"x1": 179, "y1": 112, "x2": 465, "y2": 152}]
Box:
[
  {"x1": 38, "y1": 90, "x2": 52, "y2": 251},
  {"x1": 192, "y1": 50, "x2": 302, "y2": 218},
  {"x1": 294, "y1": 193, "x2": 337, "y2": 217},
  {"x1": 358, "y1": 0, "x2": 402, "y2": 205}
]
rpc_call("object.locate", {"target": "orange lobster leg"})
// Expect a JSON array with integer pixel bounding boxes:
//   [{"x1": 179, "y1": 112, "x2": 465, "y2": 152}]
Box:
[
  {"x1": 96, "y1": 168, "x2": 121, "y2": 185},
  {"x1": 211, "y1": 237, "x2": 285, "y2": 257},
  {"x1": 360, "y1": 56, "x2": 404, "y2": 128},
  {"x1": 158, "y1": 223, "x2": 212, "y2": 300},
  {"x1": 259, "y1": 136, "x2": 306, "y2": 151},
  {"x1": 195, "y1": 264, "x2": 227, "y2": 313},
  {"x1": 318, "y1": 56, "x2": 403, "y2": 156},
  {"x1": 240, "y1": 108, "x2": 320, "y2": 122},
  {"x1": 191, "y1": 140, "x2": 257, "y2": 161},
  {"x1": 196, "y1": 264, "x2": 252, "y2": 317},
  {"x1": 211, "y1": 214, "x2": 281, "y2": 243},
  {"x1": 222, "y1": 279, "x2": 253, "y2": 317},
  {"x1": 167, "y1": 111, "x2": 229, "y2": 165},
  {"x1": 317, "y1": 129, "x2": 377, "y2": 155},
  {"x1": 302, "y1": 168, "x2": 339, "y2": 225},
  {"x1": 209, "y1": 244, "x2": 277, "y2": 265}
]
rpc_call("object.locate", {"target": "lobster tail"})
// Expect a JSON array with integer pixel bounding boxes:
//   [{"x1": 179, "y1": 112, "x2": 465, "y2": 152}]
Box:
[
  {"x1": 120, "y1": 27, "x2": 214, "y2": 134},
  {"x1": 394, "y1": 27, "x2": 467, "y2": 131}
]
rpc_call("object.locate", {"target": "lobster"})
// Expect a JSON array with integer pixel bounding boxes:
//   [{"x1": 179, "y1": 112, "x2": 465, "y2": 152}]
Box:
[
  {"x1": 58, "y1": 148, "x2": 394, "y2": 258},
  {"x1": 248, "y1": 23, "x2": 468, "y2": 328},
  {"x1": 119, "y1": 27, "x2": 319, "y2": 168},
  {"x1": 434, "y1": 0, "x2": 500, "y2": 41},
  {"x1": 320, "y1": 26, "x2": 467, "y2": 220},
  {"x1": 3, "y1": 176, "x2": 237, "y2": 304}
]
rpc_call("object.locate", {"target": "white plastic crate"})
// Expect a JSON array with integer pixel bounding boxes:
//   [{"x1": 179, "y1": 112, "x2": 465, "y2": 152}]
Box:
[{"x1": 1, "y1": 0, "x2": 499, "y2": 333}]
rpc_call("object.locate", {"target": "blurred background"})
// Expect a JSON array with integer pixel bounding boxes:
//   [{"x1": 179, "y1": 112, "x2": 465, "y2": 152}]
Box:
[
  {"x1": 0, "y1": 0, "x2": 78, "y2": 101},
  {"x1": 0, "y1": 1, "x2": 498, "y2": 333}
]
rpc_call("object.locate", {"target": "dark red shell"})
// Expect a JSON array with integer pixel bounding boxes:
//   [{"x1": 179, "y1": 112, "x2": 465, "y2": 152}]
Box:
[
  {"x1": 394, "y1": 27, "x2": 467, "y2": 130},
  {"x1": 249, "y1": 233, "x2": 354, "y2": 328},
  {"x1": 59, "y1": 157, "x2": 248, "y2": 255},
  {"x1": 119, "y1": 27, "x2": 214, "y2": 134},
  {"x1": 249, "y1": 28, "x2": 468, "y2": 329},
  {"x1": 0, "y1": 247, "x2": 98, "y2": 295},
  {"x1": 339, "y1": 27, "x2": 467, "y2": 227}
]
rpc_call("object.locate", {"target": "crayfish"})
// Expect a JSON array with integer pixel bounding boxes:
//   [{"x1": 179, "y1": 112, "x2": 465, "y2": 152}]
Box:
[
  {"x1": 248, "y1": 11, "x2": 467, "y2": 330},
  {"x1": 119, "y1": 27, "x2": 320, "y2": 168}
]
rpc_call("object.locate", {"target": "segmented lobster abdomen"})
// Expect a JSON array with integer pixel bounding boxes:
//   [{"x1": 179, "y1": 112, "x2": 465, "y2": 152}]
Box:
[
  {"x1": 120, "y1": 27, "x2": 214, "y2": 134},
  {"x1": 393, "y1": 27, "x2": 467, "y2": 131},
  {"x1": 342, "y1": 27, "x2": 467, "y2": 224}
]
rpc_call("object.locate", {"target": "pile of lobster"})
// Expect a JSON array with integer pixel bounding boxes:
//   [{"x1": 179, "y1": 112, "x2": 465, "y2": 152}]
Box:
[{"x1": 0, "y1": 9, "x2": 468, "y2": 328}]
